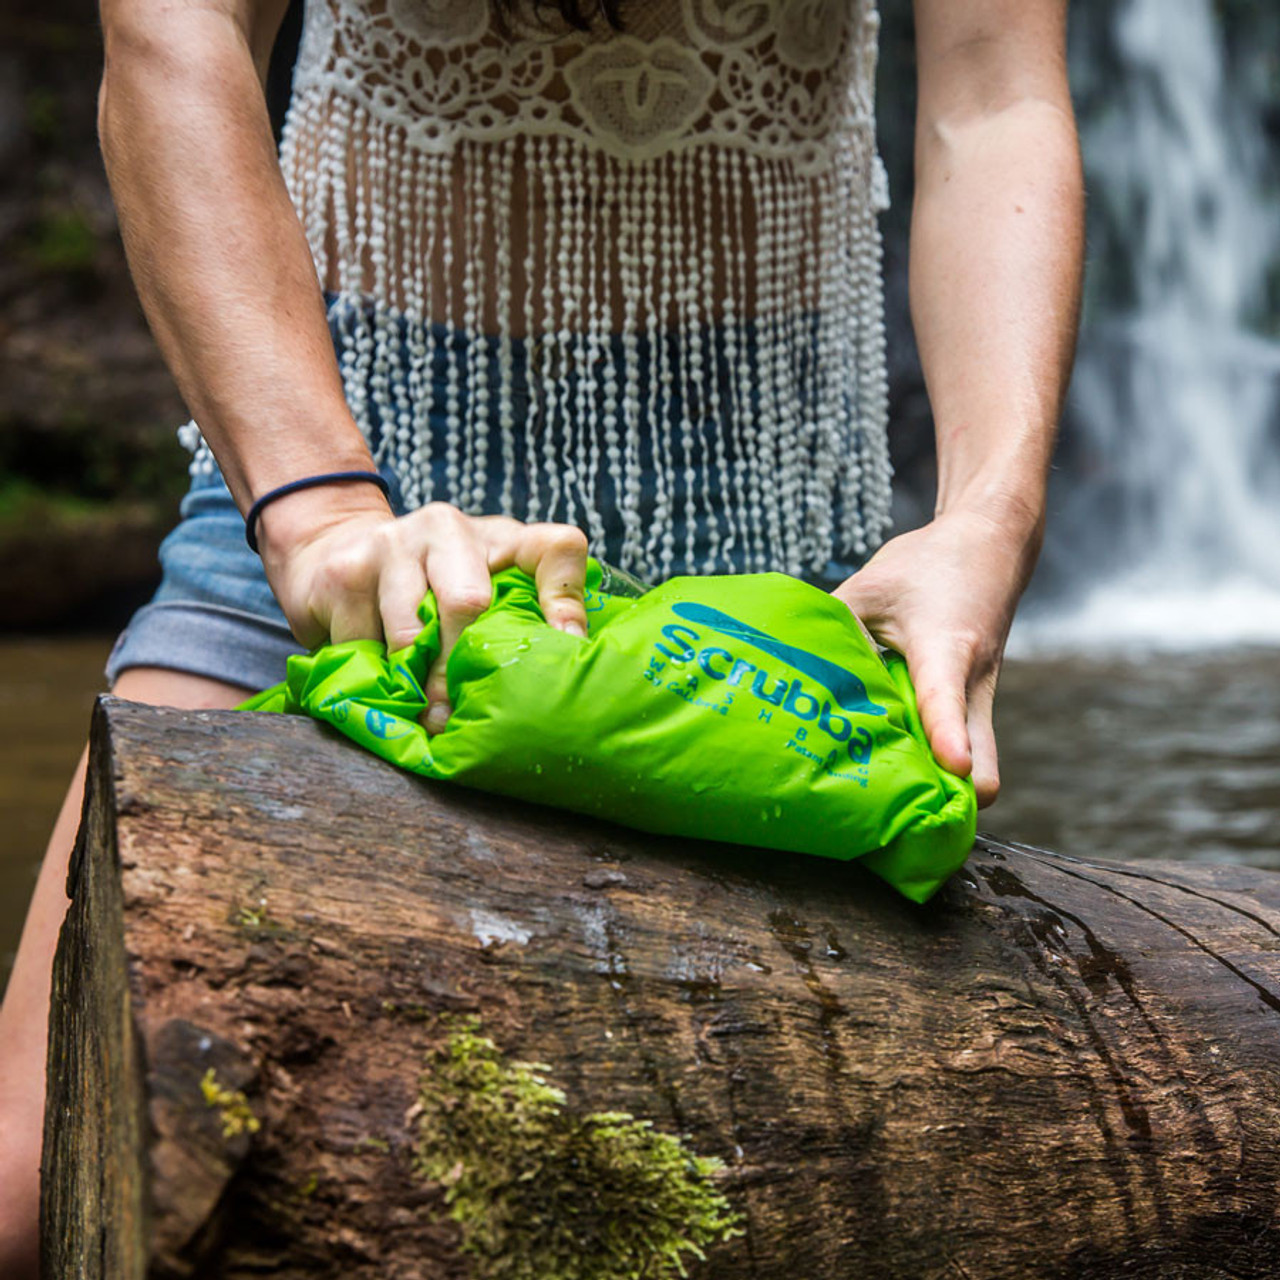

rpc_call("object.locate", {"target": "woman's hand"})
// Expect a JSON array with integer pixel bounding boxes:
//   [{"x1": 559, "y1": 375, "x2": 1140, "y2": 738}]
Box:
[
  {"x1": 872, "y1": 0, "x2": 1080, "y2": 808},
  {"x1": 831, "y1": 507, "x2": 1042, "y2": 809},
  {"x1": 256, "y1": 485, "x2": 589, "y2": 733}
]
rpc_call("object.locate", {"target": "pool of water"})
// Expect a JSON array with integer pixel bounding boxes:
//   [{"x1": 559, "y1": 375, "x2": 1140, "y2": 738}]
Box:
[
  {"x1": 0, "y1": 639, "x2": 109, "y2": 992},
  {"x1": 995, "y1": 649, "x2": 1280, "y2": 867},
  {"x1": 2, "y1": 638, "x2": 1278, "y2": 995}
]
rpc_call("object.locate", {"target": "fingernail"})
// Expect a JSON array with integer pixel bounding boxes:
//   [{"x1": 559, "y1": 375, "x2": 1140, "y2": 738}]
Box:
[
  {"x1": 426, "y1": 701, "x2": 452, "y2": 734},
  {"x1": 562, "y1": 620, "x2": 587, "y2": 639}
]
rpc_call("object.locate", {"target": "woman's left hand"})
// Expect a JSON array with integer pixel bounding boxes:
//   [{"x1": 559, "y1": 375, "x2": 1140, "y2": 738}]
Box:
[{"x1": 830, "y1": 508, "x2": 1042, "y2": 809}]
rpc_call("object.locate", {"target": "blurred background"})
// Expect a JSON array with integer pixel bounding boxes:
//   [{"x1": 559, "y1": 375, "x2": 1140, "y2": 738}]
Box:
[{"x1": 3, "y1": 0, "x2": 1279, "y2": 988}]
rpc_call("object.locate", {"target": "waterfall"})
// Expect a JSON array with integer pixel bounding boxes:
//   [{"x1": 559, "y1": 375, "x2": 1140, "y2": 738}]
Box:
[{"x1": 1012, "y1": 0, "x2": 1280, "y2": 653}]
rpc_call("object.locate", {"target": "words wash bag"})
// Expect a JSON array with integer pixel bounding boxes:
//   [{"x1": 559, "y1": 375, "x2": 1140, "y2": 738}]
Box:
[{"x1": 243, "y1": 562, "x2": 976, "y2": 902}]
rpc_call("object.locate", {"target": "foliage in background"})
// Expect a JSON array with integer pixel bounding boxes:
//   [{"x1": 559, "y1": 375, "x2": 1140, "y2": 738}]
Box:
[
  {"x1": 0, "y1": 0, "x2": 301, "y2": 503},
  {"x1": 1, "y1": 4, "x2": 188, "y2": 625}
]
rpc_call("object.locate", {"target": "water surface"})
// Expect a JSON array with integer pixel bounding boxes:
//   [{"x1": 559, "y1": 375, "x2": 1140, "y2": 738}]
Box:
[
  {"x1": 0, "y1": 639, "x2": 109, "y2": 992},
  {"x1": 997, "y1": 650, "x2": 1280, "y2": 866}
]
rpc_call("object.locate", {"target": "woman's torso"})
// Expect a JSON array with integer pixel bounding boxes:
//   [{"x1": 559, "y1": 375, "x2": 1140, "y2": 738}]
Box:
[
  {"x1": 238, "y1": 0, "x2": 896, "y2": 579},
  {"x1": 281, "y1": 0, "x2": 888, "y2": 332}
]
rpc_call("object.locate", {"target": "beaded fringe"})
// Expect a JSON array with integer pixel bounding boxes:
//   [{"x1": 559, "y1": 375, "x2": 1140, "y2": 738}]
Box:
[{"x1": 187, "y1": 91, "x2": 894, "y2": 579}]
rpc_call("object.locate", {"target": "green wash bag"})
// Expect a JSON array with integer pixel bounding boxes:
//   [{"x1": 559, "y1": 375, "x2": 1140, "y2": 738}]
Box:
[{"x1": 242, "y1": 561, "x2": 976, "y2": 903}]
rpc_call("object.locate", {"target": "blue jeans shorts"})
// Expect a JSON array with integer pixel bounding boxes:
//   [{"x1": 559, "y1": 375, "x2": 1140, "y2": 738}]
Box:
[{"x1": 107, "y1": 303, "x2": 864, "y2": 694}]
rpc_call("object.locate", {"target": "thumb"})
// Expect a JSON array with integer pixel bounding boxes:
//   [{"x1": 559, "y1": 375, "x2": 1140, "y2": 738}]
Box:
[
  {"x1": 966, "y1": 674, "x2": 1001, "y2": 809},
  {"x1": 831, "y1": 576, "x2": 895, "y2": 653},
  {"x1": 907, "y1": 648, "x2": 972, "y2": 781}
]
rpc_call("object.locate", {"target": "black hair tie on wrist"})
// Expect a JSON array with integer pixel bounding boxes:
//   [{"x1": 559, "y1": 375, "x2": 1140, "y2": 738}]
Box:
[{"x1": 245, "y1": 470, "x2": 392, "y2": 553}]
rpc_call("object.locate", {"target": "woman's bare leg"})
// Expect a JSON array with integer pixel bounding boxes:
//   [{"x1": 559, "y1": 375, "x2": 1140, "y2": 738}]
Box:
[{"x1": 0, "y1": 668, "x2": 255, "y2": 1279}]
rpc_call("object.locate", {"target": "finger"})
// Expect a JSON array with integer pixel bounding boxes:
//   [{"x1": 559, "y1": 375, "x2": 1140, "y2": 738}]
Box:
[
  {"x1": 422, "y1": 528, "x2": 493, "y2": 735},
  {"x1": 473, "y1": 515, "x2": 589, "y2": 636},
  {"x1": 470, "y1": 513, "x2": 528, "y2": 568},
  {"x1": 326, "y1": 590, "x2": 383, "y2": 646},
  {"x1": 831, "y1": 593, "x2": 881, "y2": 651},
  {"x1": 909, "y1": 648, "x2": 973, "y2": 780},
  {"x1": 315, "y1": 545, "x2": 384, "y2": 645},
  {"x1": 831, "y1": 575, "x2": 903, "y2": 653},
  {"x1": 513, "y1": 522, "x2": 590, "y2": 638},
  {"x1": 286, "y1": 604, "x2": 329, "y2": 653},
  {"x1": 377, "y1": 555, "x2": 430, "y2": 653},
  {"x1": 831, "y1": 559, "x2": 894, "y2": 627},
  {"x1": 967, "y1": 675, "x2": 1001, "y2": 809}
]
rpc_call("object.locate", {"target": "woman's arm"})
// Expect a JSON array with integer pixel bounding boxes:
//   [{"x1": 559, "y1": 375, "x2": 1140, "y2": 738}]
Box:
[
  {"x1": 98, "y1": 0, "x2": 372, "y2": 509},
  {"x1": 834, "y1": 0, "x2": 1084, "y2": 805},
  {"x1": 98, "y1": 0, "x2": 588, "y2": 719}
]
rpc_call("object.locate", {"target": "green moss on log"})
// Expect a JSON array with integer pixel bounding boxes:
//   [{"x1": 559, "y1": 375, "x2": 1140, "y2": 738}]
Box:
[
  {"x1": 414, "y1": 1019, "x2": 741, "y2": 1279},
  {"x1": 200, "y1": 1068, "x2": 261, "y2": 1141}
]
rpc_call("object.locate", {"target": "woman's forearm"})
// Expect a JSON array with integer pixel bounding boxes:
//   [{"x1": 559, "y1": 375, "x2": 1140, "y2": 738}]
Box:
[
  {"x1": 98, "y1": 0, "x2": 375, "y2": 513},
  {"x1": 909, "y1": 75, "x2": 1085, "y2": 559},
  {"x1": 833, "y1": 5, "x2": 1084, "y2": 806}
]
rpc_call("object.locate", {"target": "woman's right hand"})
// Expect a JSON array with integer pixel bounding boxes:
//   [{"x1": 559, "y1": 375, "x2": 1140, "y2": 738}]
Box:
[
  {"x1": 256, "y1": 485, "x2": 590, "y2": 734},
  {"x1": 97, "y1": 0, "x2": 592, "y2": 731}
]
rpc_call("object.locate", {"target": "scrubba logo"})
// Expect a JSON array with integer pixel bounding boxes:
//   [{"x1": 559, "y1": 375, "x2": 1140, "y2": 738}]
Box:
[{"x1": 653, "y1": 602, "x2": 882, "y2": 764}]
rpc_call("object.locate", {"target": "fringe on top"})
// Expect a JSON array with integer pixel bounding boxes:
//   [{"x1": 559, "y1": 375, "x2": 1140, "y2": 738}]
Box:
[{"x1": 186, "y1": 0, "x2": 894, "y2": 578}]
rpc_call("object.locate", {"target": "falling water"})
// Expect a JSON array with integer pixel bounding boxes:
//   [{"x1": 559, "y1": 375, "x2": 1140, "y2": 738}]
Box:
[{"x1": 1013, "y1": 0, "x2": 1280, "y2": 653}]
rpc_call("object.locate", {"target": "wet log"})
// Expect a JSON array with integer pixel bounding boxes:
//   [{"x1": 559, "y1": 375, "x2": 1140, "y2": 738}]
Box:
[{"x1": 42, "y1": 696, "x2": 1280, "y2": 1280}]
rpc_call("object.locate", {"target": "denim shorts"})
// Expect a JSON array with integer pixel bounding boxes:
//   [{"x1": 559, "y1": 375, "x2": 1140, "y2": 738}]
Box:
[{"x1": 107, "y1": 303, "x2": 865, "y2": 694}]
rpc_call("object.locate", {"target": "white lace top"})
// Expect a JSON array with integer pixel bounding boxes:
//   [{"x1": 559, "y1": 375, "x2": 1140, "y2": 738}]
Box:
[{"x1": 195, "y1": 0, "x2": 894, "y2": 578}]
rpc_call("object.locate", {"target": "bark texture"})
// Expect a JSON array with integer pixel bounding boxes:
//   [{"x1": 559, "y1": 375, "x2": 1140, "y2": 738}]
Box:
[{"x1": 42, "y1": 697, "x2": 1280, "y2": 1279}]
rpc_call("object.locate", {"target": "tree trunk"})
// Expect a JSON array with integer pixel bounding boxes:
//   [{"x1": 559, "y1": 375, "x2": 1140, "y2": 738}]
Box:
[{"x1": 42, "y1": 696, "x2": 1280, "y2": 1279}]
